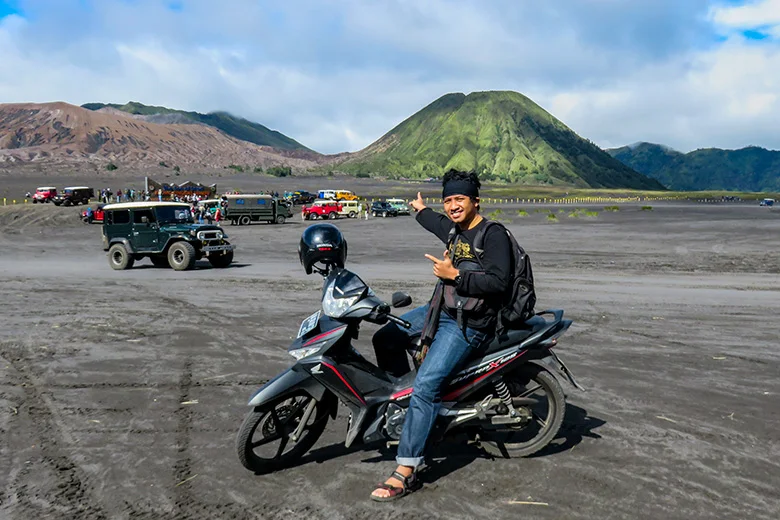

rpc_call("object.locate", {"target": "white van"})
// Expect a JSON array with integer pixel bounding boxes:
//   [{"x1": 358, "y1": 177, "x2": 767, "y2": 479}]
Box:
[
  {"x1": 317, "y1": 189, "x2": 336, "y2": 200},
  {"x1": 338, "y1": 200, "x2": 361, "y2": 218}
]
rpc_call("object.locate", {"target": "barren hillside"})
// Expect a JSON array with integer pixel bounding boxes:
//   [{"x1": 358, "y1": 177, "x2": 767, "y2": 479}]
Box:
[{"x1": 0, "y1": 102, "x2": 321, "y2": 170}]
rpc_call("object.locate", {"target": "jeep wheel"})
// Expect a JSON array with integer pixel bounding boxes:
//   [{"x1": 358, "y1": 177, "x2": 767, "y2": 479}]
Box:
[
  {"x1": 32, "y1": 199, "x2": 38, "y2": 204},
  {"x1": 150, "y1": 255, "x2": 169, "y2": 268},
  {"x1": 328, "y1": 212, "x2": 337, "y2": 220},
  {"x1": 348, "y1": 211, "x2": 356, "y2": 218},
  {"x1": 238, "y1": 216, "x2": 252, "y2": 226},
  {"x1": 63, "y1": 200, "x2": 72, "y2": 207},
  {"x1": 372, "y1": 211, "x2": 377, "y2": 217},
  {"x1": 382, "y1": 211, "x2": 388, "y2": 218},
  {"x1": 168, "y1": 241, "x2": 197, "y2": 271},
  {"x1": 108, "y1": 244, "x2": 134, "y2": 270},
  {"x1": 275, "y1": 215, "x2": 286, "y2": 224},
  {"x1": 209, "y1": 250, "x2": 233, "y2": 268}
]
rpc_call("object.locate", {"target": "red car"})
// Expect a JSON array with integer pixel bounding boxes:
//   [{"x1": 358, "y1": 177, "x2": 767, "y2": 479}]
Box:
[
  {"x1": 31, "y1": 186, "x2": 57, "y2": 204},
  {"x1": 80, "y1": 205, "x2": 105, "y2": 224},
  {"x1": 302, "y1": 201, "x2": 342, "y2": 220}
]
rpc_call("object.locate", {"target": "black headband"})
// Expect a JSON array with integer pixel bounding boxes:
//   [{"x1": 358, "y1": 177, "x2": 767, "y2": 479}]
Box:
[{"x1": 442, "y1": 179, "x2": 479, "y2": 200}]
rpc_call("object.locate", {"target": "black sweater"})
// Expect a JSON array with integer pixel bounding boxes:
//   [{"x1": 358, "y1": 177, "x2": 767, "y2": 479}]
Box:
[{"x1": 416, "y1": 208, "x2": 511, "y2": 329}]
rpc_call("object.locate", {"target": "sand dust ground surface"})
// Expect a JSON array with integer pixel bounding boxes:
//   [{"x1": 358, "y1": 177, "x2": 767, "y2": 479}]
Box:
[{"x1": 0, "y1": 201, "x2": 779, "y2": 519}]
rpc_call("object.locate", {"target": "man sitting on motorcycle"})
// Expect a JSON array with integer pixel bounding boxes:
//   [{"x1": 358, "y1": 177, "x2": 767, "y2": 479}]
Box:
[{"x1": 370, "y1": 170, "x2": 512, "y2": 501}]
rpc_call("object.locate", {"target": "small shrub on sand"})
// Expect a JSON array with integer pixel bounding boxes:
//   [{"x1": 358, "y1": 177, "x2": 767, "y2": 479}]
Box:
[
  {"x1": 583, "y1": 210, "x2": 599, "y2": 217},
  {"x1": 546, "y1": 212, "x2": 558, "y2": 222},
  {"x1": 487, "y1": 209, "x2": 504, "y2": 220},
  {"x1": 517, "y1": 209, "x2": 529, "y2": 217},
  {"x1": 568, "y1": 210, "x2": 580, "y2": 218},
  {"x1": 604, "y1": 205, "x2": 620, "y2": 212},
  {"x1": 641, "y1": 205, "x2": 653, "y2": 211}
]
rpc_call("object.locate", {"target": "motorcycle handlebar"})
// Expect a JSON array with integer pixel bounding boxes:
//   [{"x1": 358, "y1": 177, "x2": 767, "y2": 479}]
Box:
[
  {"x1": 378, "y1": 303, "x2": 411, "y2": 329},
  {"x1": 387, "y1": 314, "x2": 412, "y2": 329}
]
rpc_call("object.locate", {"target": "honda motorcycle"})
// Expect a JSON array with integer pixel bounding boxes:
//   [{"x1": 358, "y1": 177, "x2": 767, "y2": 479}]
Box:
[{"x1": 236, "y1": 265, "x2": 583, "y2": 473}]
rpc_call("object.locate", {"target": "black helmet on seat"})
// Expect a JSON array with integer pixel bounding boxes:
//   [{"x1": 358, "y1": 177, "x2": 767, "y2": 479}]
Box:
[{"x1": 298, "y1": 223, "x2": 347, "y2": 274}]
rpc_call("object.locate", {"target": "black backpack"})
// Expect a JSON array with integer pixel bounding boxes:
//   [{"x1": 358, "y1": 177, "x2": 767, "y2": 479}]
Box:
[{"x1": 471, "y1": 221, "x2": 536, "y2": 333}]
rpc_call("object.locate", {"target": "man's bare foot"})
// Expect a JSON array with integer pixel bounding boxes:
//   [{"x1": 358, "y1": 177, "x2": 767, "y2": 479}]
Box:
[{"x1": 371, "y1": 465, "x2": 414, "y2": 499}]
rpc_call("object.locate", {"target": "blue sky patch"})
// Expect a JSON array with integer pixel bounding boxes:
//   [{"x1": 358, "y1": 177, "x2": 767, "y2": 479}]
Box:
[
  {"x1": 0, "y1": 0, "x2": 22, "y2": 18},
  {"x1": 742, "y1": 29, "x2": 769, "y2": 41}
]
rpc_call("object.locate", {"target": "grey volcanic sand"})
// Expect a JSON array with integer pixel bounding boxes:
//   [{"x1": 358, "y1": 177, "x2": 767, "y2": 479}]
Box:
[{"x1": 1, "y1": 202, "x2": 779, "y2": 519}]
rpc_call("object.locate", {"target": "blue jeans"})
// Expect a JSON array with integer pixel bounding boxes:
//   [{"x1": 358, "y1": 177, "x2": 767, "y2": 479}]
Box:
[{"x1": 372, "y1": 304, "x2": 491, "y2": 468}]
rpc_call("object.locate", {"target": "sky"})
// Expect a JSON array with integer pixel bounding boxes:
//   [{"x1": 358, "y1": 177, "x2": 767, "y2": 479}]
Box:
[{"x1": 1, "y1": 0, "x2": 779, "y2": 154}]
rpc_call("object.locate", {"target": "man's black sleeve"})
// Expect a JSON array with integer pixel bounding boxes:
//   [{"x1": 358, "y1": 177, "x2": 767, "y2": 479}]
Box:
[
  {"x1": 457, "y1": 226, "x2": 511, "y2": 296},
  {"x1": 415, "y1": 207, "x2": 453, "y2": 244}
]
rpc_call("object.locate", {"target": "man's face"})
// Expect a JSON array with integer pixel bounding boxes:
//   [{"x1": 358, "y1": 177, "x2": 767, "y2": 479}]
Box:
[{"x1": 443, "y1": 194, "x2": 478, "y2": 224}]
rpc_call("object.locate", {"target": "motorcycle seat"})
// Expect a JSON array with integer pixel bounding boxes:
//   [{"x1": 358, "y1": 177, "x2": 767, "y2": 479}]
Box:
[{"x1": 481, "y1": 316, "x2": 548, "y2": 355}]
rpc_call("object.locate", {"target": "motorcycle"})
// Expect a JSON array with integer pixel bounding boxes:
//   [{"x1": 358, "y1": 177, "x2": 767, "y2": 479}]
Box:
[{"x1": 236, "y1": 263, "x2": 583, "y2": 473}]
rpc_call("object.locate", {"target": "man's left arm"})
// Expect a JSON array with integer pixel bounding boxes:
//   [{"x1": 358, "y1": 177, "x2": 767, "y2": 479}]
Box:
[{"x1": 456, "y1": 227, "x2": 512, "y2": 296}]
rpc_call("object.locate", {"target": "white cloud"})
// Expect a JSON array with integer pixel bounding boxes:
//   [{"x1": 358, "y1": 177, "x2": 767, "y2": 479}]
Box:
[
  {"x1": 2, "y1": 1, "x2": 780, "y2": 154},
  {"x1": 710, "y1": 0, "x2": 780, "y2": 28}
]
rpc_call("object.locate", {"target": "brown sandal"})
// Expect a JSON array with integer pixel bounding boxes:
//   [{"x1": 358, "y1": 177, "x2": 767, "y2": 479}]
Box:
[{"x1": 370, "y1": 470, "x2": 420, "y2": 502}]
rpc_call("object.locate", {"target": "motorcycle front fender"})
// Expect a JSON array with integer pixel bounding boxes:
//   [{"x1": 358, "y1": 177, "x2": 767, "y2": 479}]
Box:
[{"x1": 247, "y1": 366, "x2": 334, "y2": 411}]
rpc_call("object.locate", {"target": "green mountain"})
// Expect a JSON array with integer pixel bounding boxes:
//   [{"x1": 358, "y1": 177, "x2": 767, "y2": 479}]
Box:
[
  {"x1": 81, "y1": 101, "x2": 311, "y2": 152},
  {"x1": 607, "y1": 142, "x2": 780, "y2": 192},
  {"x1": 334, "y1": 91, "x2": 665, "y2": 189}
]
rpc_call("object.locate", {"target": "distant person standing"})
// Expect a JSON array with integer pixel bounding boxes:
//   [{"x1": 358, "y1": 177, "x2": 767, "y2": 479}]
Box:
[
  {"x1": 157, "y1": 188, "x2": 163, "y2": 201},
  {"x1": 116, "y1": 189, "x2": 122, "y2": 202}
]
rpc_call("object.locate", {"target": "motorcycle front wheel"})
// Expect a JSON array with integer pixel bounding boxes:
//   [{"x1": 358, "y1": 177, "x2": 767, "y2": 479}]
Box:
[
  {"x1": 479, "y1": 365, "x2": 566, "y2": 458},
  {"x1": 236, "y1": 393, "x2": 331, "y2": 473}
]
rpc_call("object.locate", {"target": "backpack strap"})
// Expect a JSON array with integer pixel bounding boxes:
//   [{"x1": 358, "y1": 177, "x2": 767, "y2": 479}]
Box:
[
  {"x1": 446, "y1": 224, "x2": 459, "y2": 249},
  {"x1": 473, "y1": 220, "x2": 505, "y2": 258}
]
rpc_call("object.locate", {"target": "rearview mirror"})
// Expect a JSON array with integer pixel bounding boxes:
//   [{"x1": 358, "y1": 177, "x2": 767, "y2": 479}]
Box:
[{"x1": 391, "y1": 292, "x2": 412, "y2": 308}]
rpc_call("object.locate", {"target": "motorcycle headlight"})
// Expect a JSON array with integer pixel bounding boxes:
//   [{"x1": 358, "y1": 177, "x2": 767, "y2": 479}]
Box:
[
  {"x1": 289, "y1": 346, "x2": 321, "y2": 360},
  {"x1": 321, "y1": 283, "x2": 360, "y2": 318}
]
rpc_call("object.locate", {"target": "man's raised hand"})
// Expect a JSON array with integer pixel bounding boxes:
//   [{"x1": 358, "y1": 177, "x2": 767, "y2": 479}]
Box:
[{"x1": 409, "y1": 192, "x2": 426, "y2": 212}]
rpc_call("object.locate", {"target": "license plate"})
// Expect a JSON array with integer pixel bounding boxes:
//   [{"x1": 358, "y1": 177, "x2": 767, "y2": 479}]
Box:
[
  {"x1": 297, "y1": 311, "x2": 321, "y2": 338},
  {"x1": 202, "y1": 244, "x2": 234, "y2": 252}
]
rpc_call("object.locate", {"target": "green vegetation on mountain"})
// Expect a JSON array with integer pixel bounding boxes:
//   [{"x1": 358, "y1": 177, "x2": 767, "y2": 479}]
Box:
[
  {"x1": 607, "y1": 142, "x2": 780, "y2": 192},
  {"x1": 334, "y1": 91, "x2": 664, "y2": 190},
  {"x1": 81, "y1": 101, "x2": 311, "y2": 152}
]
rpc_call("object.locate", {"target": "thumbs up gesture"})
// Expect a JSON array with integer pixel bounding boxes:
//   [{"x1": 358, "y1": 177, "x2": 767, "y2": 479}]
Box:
[{"x1": 409, "y1": 192, "x2": 426, "y2": 212}]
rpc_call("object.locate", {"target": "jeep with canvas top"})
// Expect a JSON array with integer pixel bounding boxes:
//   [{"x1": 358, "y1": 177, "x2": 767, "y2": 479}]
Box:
[
  {"x1": 53, "y1": 186, "x2": 94, "y2": 206},
  {"x1": 102, "y1": 202, "x2": 234, "y2": 271}
]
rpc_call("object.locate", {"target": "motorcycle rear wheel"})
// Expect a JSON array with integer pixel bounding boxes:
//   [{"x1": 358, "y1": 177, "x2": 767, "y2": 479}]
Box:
[
  {"x1": 479, "y1": 366, "x2": 565, "y2": 458},
  {"x1": 236, "y1": 393, "x2": 330, "y2": 473}
]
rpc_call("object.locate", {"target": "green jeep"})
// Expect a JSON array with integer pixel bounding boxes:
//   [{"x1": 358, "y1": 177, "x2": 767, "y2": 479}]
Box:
[{"x1": 101, "y1": 202, "x2": 235, "y2": 271}]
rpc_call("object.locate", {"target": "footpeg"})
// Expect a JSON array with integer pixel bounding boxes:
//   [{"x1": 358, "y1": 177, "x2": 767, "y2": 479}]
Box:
[{"x1": 490, "y1": 415, "x2": 527, "y2": 426}]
